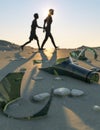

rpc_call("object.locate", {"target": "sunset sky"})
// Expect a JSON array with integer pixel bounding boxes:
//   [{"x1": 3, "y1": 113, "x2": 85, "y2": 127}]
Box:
[{"x1": 0, "y1": 0, "x2": 100, "y2": 48}]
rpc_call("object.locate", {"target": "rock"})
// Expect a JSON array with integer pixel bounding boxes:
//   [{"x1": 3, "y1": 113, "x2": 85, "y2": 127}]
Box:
[
  {"x1": 70, "y1": 89, "x2": 84, "y2": 96},
  {"x1": 33, "y1": 93, "x2": 50, "y2": 102},
  {"x1": 53, "y1": 88, "x2": 70, "y2": 96}
]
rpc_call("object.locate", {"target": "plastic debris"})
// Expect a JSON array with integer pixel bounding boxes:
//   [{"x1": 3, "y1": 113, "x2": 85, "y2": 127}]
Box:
[
  {"x1": 93, "y1": 105, "x2": 100, "y2": 111},
  {"x1": 40, "y1": 57, "x2": 99, "y2": 83},
  {"x1": 3, "y1": 89, "x2": 53, "y2": 119},
  {"x1": 54, "y1": 77, "x2": 62, "y2": 80},
  {"x1": 0, "y1": 72, "x2": 24, "y2": 110},
  {"x1": 70, "y1": 46, "x2": 98, "y2": 61},
  {"x1": 33, "y1": 60, "x2": 42, "y2": 64},
  {"x1": 32, "y1": 76, "x2": 44, "y2": 80},
  {"x1": 19, "y1": 57, "x2": 26, "y2": 60}
]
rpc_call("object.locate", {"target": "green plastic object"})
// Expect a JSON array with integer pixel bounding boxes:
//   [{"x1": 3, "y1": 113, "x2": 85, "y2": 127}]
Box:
[
  {"x1": 40, "y1": 57, "x2": 99, "y2": 83},
  {"x1": 70, "y1": 47, "x2": 98, "y2": 61},
  {"x1": 3, "y1": 88, "x2": 53, "y2": 120},
  {"x1": 0, "y1": 72, "x2": 24, "y2": 109},
  {"x1": 0, "y1": 72, "x2": 53, "y2": 119}
]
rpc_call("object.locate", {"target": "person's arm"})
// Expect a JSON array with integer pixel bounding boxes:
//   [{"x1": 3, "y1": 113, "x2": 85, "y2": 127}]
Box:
[
  {"x1": 36, "y1": 20, "x2": 43, "y2": 29},
  {"x1": 43, "y1": 18, "x2": 47, "y2": 32},
  {"x1": 37, "y1": 24, "x2": 43, "y2": 29}
]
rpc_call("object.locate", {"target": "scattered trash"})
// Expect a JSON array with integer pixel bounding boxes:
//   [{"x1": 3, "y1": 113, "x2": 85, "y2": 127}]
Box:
[
  {"x1": 33, "y1": 60, "x2": 42, "y2": 64},
  {"x1": 93, "y1": 105, "x2": 100, "y2": 111},
  {"x1": 19, "y1": 56, "x2": 26, "y2": 60},
  {"x1": 54, "y1": 77, "x2": 62, "y2": 80},
  {"x1": 33, "y1": 93, "x2": 50, "y2": 102},
  {"x1": 0, "y1": 72, "x2": 24, "y2": 110},
  {"x1": 53, "y1": 88, "x2": 71, "y2": 96},
  {"x1": 40, "y1": 57, "x2": 99, "y2": 83},
  {"x1": 3, "y1": 89, "x2": 53, "y2": 119},
  {"x1": 53, "y1": 70, "x2": 62, "y2": 80},
  {"x1": 70, "y1": 46, "x2": 98, "y2": 61},
  {"x1": 32, "y1": 76, "x2": 44, "y2": 80}
]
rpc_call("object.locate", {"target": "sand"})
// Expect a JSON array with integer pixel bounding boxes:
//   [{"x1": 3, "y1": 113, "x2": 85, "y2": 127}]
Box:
[{"x1": 0, "y1": 44, "x2": 100, "y2": 130}]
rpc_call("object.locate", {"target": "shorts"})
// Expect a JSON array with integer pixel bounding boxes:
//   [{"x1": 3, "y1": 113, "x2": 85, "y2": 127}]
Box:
[{"x1": 29, "y1": 30, "x2": 38, "y2": 40}]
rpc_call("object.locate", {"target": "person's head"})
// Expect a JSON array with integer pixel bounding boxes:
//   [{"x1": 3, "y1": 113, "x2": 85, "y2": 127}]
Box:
[
  {"x1": 34, "y1": 13, "x2": 39, "y2": 19},
  {"x1": 49, "y1": 9, "x2": 54, "y2": 15}
]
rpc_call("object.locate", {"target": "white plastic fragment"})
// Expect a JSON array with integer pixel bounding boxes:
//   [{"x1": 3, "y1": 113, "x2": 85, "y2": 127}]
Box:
[
  {"x1": 93, "y1": 105, "x2": 100, "y2": 111},
  {"x1": 70, "y1": 89, "x2": 84, "y2": 96},
  {"x1": 33, "y1": 93, "x2": 50, "y2": 101},
  {"x1": 32, "y1": 76, "x2": 43, "y2": 80},
  {"x1": 54, "y1": 77, "x2": 62, "y2": 80},
  {"x1": 53, "y1": 88, "x2": 71, "y2": 96}
]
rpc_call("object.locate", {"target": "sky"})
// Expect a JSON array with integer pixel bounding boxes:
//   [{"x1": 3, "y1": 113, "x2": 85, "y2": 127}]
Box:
[{"x1": 0, "y1": 0, "x2": 100, "y2": 48}]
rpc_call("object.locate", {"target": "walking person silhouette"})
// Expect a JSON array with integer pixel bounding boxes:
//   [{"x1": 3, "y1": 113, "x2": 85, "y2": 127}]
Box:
[
  {"x1": 40, "y1": 9, "x2": 58, "y2": 50},
  {"x1": 21, "y1": 13, "x2": 42, "y2": 50}
]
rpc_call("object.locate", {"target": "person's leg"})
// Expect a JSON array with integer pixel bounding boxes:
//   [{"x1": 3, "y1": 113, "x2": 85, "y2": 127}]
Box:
[
  {"x1": 41, "y1": 33, "x2": 49, "y2": 49},
  {"x1": 49, "y1": 33, "x2": 58, "y2": 48},
  {"x1": 21, "y1": 39, "x2": 32, "y2": 50},
  {"x1": 36, "y1": 38, "x2": 41, "y2": 50},
  {"x1": 21, "y1": 30, "x2": 34, "y2": 50},
  {"x1": 33, "y1": 34, "x2": 41, "y2": 50}
]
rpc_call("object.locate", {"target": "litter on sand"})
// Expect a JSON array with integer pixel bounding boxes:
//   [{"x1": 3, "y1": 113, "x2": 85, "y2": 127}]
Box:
[
  {"x1": 54, "y1": 77, "x2": 62, "y2": 80},
  {"x1": 32, "y1": 76, "x2": 44, "y2": 80},
  {"x1": 40, "y1": 57, "x2": 99, "y2": 83},
  {"x1": 93, "y1": 105, "x2": 100, "y2": 111},
  {"x1": 33, "y1": 60, "x2": 42, "y2": 64}
]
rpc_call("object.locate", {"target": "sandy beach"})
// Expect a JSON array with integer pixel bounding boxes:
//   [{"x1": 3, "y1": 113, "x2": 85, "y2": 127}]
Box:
[{"x1": 0, "y1": 41, "x2": 100, "y2": 130}]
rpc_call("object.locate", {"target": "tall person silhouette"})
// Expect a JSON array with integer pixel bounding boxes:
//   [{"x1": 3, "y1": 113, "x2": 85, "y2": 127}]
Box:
[
  {"x1": 21, "y1": 13, "x2": 42, "y2": 50},
  {"x1": 40, "y1": 9, "x2": 58, "y2": 50}
]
